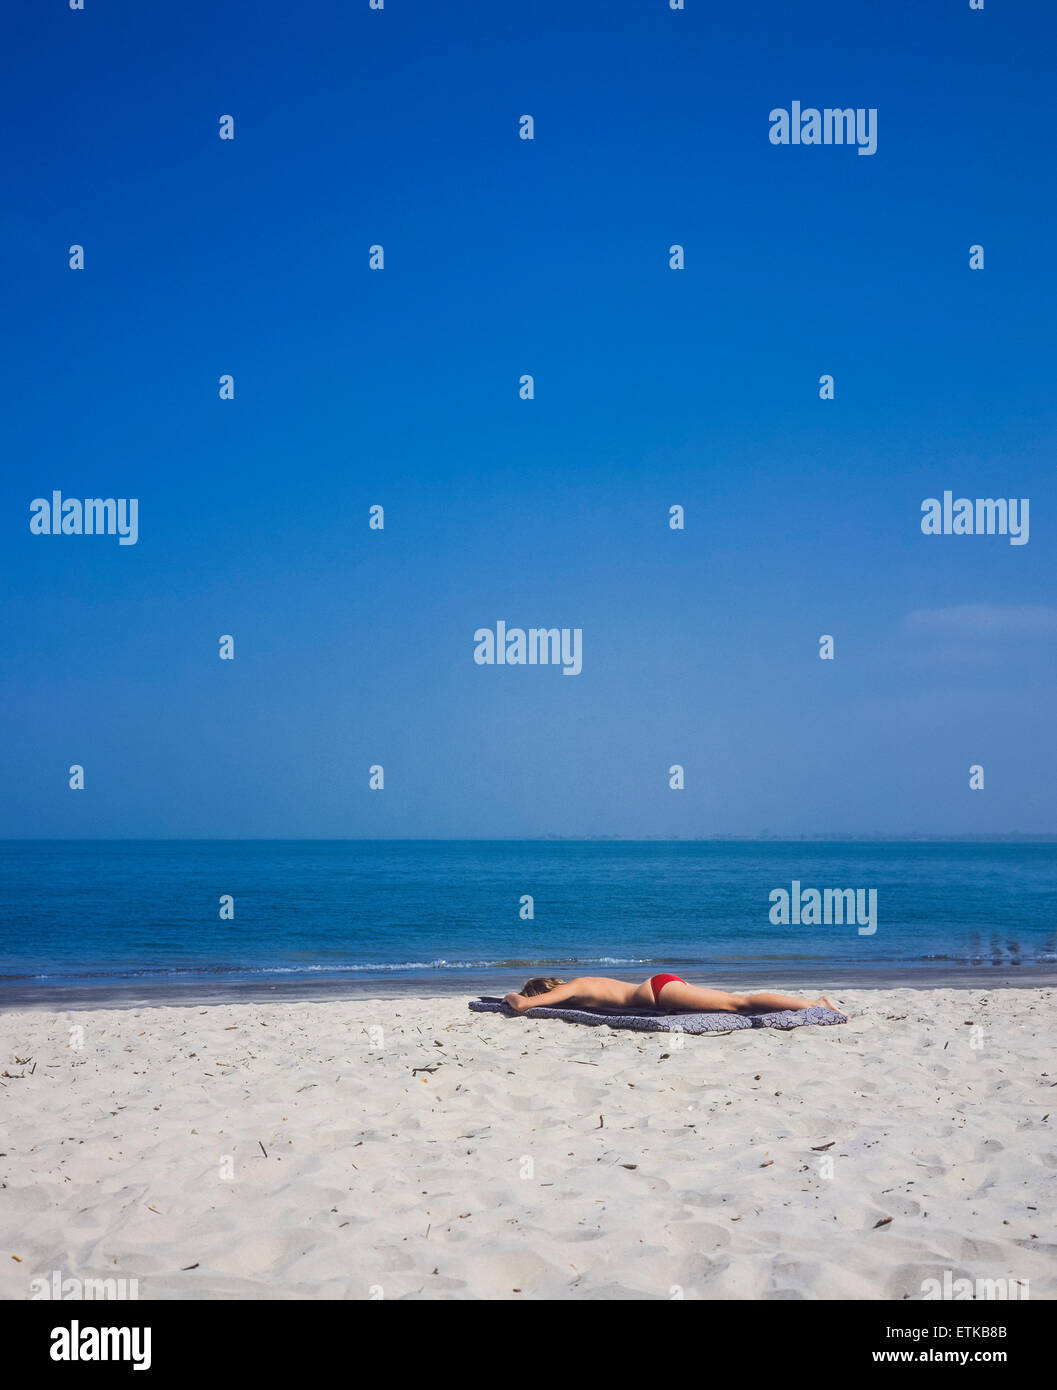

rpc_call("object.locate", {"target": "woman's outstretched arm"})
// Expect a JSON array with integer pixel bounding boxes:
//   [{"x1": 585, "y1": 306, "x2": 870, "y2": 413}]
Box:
[{"x1": 502, "y1": 981, "x2": 580, "y2": 1013}]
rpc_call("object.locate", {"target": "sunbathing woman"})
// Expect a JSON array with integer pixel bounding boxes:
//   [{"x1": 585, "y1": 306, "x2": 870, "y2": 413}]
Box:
[{"x1": 502, "y1": 974, "x2": 840, "y2": 1015}]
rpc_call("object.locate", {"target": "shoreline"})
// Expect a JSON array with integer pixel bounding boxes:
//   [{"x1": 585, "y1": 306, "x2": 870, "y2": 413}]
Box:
[{"x1": 2, "y1": 963, "x2": 1056, "y2": 1012}]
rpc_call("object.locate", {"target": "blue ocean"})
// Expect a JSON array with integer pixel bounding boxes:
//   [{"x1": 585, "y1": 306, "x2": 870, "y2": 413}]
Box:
[{"x1": 1, "y1": 841, "x2": 1054, "y2": 1001}]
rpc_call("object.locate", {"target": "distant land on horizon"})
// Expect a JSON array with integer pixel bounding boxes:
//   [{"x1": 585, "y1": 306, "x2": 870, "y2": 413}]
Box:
[
  {"x1": 536, "y1": 833, "x2": 1057, "y2": 843},
  {"x1": 2, "y1": 834, "x2": 1055, "y2": 845}
]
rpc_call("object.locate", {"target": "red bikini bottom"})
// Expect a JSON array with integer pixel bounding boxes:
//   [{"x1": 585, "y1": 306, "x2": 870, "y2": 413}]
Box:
[{"x1": 649, "y1": 973, "x2": 686, "y2": 1004}]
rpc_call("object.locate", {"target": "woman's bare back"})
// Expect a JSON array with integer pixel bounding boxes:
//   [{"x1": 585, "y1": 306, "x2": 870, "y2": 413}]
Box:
[{"x1": 560, "y1": 976, "x2": 653, "y2": 1009}]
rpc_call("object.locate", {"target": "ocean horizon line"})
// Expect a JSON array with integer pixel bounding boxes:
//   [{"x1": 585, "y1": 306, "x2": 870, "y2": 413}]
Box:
[{"x1": 3, "y1": 834, "x2": 1057, "y2": 844}]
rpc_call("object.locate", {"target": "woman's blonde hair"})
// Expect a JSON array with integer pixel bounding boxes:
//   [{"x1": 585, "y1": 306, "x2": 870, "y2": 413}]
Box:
[{"x1": 521, "y1": 976, "x2": 565, "y2": 997}]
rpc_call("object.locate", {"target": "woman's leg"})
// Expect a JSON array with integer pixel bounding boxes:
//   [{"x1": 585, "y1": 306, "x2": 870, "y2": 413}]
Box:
[{"x1": 656, "y1": 980, "x2": 836, "y2": 1013}]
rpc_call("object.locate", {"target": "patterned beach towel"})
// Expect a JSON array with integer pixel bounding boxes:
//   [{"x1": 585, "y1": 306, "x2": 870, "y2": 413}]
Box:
[{"x1": 468, "y1": 997, "x2": 847, "y2": 1033}]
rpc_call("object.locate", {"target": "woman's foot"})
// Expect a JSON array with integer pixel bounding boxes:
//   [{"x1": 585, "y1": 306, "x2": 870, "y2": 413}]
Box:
[{"x1": 814, "y1": 995, "x2": 840, "y2": 1011}]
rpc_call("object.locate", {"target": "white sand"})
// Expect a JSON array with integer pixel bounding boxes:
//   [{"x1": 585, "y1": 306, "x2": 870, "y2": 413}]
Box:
[{"x1": 1, "y1": 988, "x2": 1054, "y2": 1300}]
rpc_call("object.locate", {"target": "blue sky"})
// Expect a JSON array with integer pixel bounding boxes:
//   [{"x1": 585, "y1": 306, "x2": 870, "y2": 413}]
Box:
[{"x1": 2, "y1": 0, "x2": 1055, "y2": 837}]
